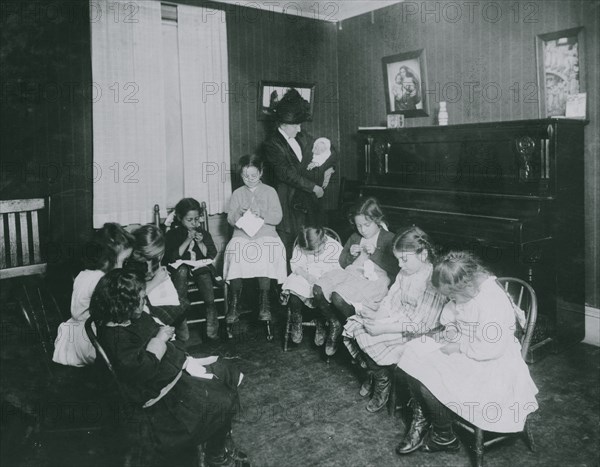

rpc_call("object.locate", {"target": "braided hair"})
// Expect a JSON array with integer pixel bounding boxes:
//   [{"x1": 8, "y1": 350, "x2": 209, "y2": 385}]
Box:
[
  {"x1": 392, "y1": 226, "x2": 436, "y2": 262},
  {"x1": 297, "y1": 226, "x2": 327, "y2": 252}
]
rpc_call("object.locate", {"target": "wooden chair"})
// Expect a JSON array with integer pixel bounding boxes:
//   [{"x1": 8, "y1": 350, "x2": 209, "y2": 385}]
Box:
[
  {"x1": 0, "y1": 198, "x2": 47, "y2": 279},
  {"x1": 282, "y1": 227, "x2": 342, "y2": 352},
  {"x1": 0, "y1": 198, "x2": 65, "y2": 370},
  {"x1": 454, "y1": 277, "x2": 537, "y2": 467},
  {"x1": 153, "y1": 204, "x2": 228, "y2": 339}
]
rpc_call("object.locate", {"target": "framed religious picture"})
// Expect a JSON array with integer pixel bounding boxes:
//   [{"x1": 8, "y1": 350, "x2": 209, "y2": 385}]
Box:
[
  {"x1": 382, "y1": 49, "x2": 429, "y2": 117},
  {"x1": 535, "y1": 27, "x2": 585, "y2": 118},
  {"x1": 257, "y1": 81, "x2": 315, "y2": 121}
]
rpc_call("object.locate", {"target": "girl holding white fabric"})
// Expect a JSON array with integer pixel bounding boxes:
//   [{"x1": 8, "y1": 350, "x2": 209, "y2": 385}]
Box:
[
  {"x1": 281, "y1": 226, "x2": 343, "y2": 344},
  {"x1": 223, "y1": 154, "x2": 287, "y2": 325},
  {"x1": 395, "y1": 251, "x2": 539, "y2": 455}
]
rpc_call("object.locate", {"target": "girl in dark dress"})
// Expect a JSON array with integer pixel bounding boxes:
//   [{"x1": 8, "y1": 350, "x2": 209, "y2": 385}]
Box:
[{"x1": 90, "y1": 270, "x2": 249, "y2": 467}]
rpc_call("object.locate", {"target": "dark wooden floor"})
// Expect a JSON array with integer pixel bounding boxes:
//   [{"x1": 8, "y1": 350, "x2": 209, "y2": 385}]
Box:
[{"x1": 1, "y1": 302, "x2": 599, "y2": 467}]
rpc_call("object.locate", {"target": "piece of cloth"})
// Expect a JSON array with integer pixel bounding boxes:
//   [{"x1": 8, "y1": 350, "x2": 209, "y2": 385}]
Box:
[
  {"x1": 398, "y1": 276, "x2": 539, "y2": 432},
  {"x1": 282, "y1": 236, "x2": 343, "y2": 306},
  {"x1": 316, "y1": 266, "x2": 390, "y2": 313},
  {"x1": 227, "y1": 183, "x2": 282, "y2": 240},
  {"x1": 313, "y1": 229, "x2": 398, "y2": 312}
]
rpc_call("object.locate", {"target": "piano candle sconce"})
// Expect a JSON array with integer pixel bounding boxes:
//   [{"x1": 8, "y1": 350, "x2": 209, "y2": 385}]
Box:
[{"x1": 516, "y1": 136, "x2": 536, "y2": 181}]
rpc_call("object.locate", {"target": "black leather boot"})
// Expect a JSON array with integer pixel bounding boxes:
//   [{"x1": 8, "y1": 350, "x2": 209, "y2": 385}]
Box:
[
  {"x1": 359, "y1": 372, "x2": 373, "y2": 398},
  {"x1": 314, "y1": 320, "x2": 326, "y2": 346},
  {"x1": 325, "y1": 318, "x2": 342, "y2": 356},
  {"x1": 366, "y1": 368, "x2": 391, "y2": 413},
  {"x1": 396, "y1": 397, "x2": 430, "y2": 455},
  {"x1": 289, "y1": 296, "x2": 303, "y2": 344},
  {"x1": 226, "y1": 289, "x2": 242, "y2": 324},
  {"x1": 420, "y1": 426, "x2": 460, "y2": 453},
  {"x1": 258, "y1": 290, "x2": 272, "y2": 321}
]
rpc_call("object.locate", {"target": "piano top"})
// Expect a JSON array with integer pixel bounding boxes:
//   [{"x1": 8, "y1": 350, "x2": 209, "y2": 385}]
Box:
[
  {"x1": 358, "y1": 117, "x2": 588, "y2": 134},
  {"x1": 360, "y1": 184, "x2": 555, "y2": 201}
]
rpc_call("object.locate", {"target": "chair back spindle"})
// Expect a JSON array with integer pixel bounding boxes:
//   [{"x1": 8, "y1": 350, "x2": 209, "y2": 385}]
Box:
[
  {"x1": 497, "y1": 277, "x2": 538, "y2": 360},
  {"x1": 0, "y1": 198, "x2": 46, "y2": 279}
]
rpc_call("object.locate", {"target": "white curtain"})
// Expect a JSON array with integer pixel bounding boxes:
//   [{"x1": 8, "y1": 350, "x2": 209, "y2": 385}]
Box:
[
  {"x1": 178, "y1": 5, "x2": 232, "y2": 215},
  {"x1": 91, "y1": 0, "x2": 167, "y2": 227}
]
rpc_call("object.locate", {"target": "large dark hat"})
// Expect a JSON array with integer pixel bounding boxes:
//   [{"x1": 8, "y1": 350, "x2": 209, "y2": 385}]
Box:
[{"x1": 272, "y1": 88, "x2": 311, "y2": 124}]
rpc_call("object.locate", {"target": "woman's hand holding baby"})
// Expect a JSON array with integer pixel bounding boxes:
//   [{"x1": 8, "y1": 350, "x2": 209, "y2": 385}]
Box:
[{"x1": 322, "y1": 167, "x2": 335, "y2": 189}]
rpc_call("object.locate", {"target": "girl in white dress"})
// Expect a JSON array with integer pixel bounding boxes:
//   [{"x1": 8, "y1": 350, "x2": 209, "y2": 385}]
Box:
[
  {"x1": 281, "y1": 226, "x2": 343, "y2": 344},
  {"x1": 53, "y1": 223, "x2": 134, "y2": 366},
  {"x1": 396, "y1": 251, "x2": 539, "y2": 455},
  {"x1": 223, "y1": 154, "x2": 287, "y2": 324}
]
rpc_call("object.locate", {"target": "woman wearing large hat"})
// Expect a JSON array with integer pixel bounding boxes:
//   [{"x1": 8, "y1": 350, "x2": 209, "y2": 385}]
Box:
[{"x1": 263, "y1": 89, "x2": 325, "y2": 260}]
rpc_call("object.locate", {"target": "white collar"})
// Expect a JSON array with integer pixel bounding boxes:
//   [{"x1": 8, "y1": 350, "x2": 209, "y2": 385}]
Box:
[{"x1": 278, "y1": 127, "x2": 291, "y2": 140}]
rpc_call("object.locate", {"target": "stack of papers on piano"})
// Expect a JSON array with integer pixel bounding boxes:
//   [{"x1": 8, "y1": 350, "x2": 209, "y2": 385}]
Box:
[
  {"x1": 169, "y1": 258, "x2": 213, "y2": 271},
  {"x1": 235, "y1": 210, "x2": 264, "y2": 237}
]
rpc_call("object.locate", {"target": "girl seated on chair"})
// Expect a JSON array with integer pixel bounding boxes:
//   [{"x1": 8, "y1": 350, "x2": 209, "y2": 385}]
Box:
[
  {"x1": 53, "y1": 223, "x2": 134, "y2": 367},
  {"x1": 343, "y1": 226, "x2": 447, "y2": 414},
  {"x1": 125, "y1": 224, "x2": 190, "y2": 344},
  {"x1": 165, "y1": 198, "x2": 221, "y2": 341},
  {"x1": 313, "y1": 197, "x2": 399, "y2": 356},
  {"x1": 281, "y1": 226, "x2": 343, "y2": 345},
  {"x1": 223, "y1": 154, "x2": 287, "y2": 325},
  {"x1": 90, "y1": 270, "x2": 249, "y2": 467},
  {"x1": 395, "y1": 251, "x2": 539, "y2": 456}
]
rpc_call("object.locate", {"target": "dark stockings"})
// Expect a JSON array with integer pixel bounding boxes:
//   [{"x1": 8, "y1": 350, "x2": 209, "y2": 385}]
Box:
[
  {"x1": 229, "y1": 277, "x2": 270, "y2": 293},
  {"x1": 405, "y1": 374, "x2": 454, "y2": 433}
]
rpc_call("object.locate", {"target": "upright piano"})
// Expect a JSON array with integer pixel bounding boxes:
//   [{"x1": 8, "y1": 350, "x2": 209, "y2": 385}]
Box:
[{"x1": 357, "y1": 119, "x2": 586, "y2": 362}]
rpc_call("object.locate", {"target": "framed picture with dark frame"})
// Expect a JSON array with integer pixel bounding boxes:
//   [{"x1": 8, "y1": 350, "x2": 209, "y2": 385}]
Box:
[
  {"x1": 535, "y1": 27, "x2": 585, "y2": 118},
  {"x1": 257, "y1": 80, "x2": 315, "y2": 121},
  {"x1": 382, "y1": 49, "x2": 429, "y2": 117}
]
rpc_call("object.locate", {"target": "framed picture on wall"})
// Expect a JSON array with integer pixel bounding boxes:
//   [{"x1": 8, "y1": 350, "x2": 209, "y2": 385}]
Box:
[
  {"x1": 257, "y1": 81, "x2": 315, "y2": 121},
  {"x1": 382, "y1": 49, "x2": 429, "y2": 117},
  {"x1": 535, "y1": 27, "x2": 585, "y2": 118}
]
